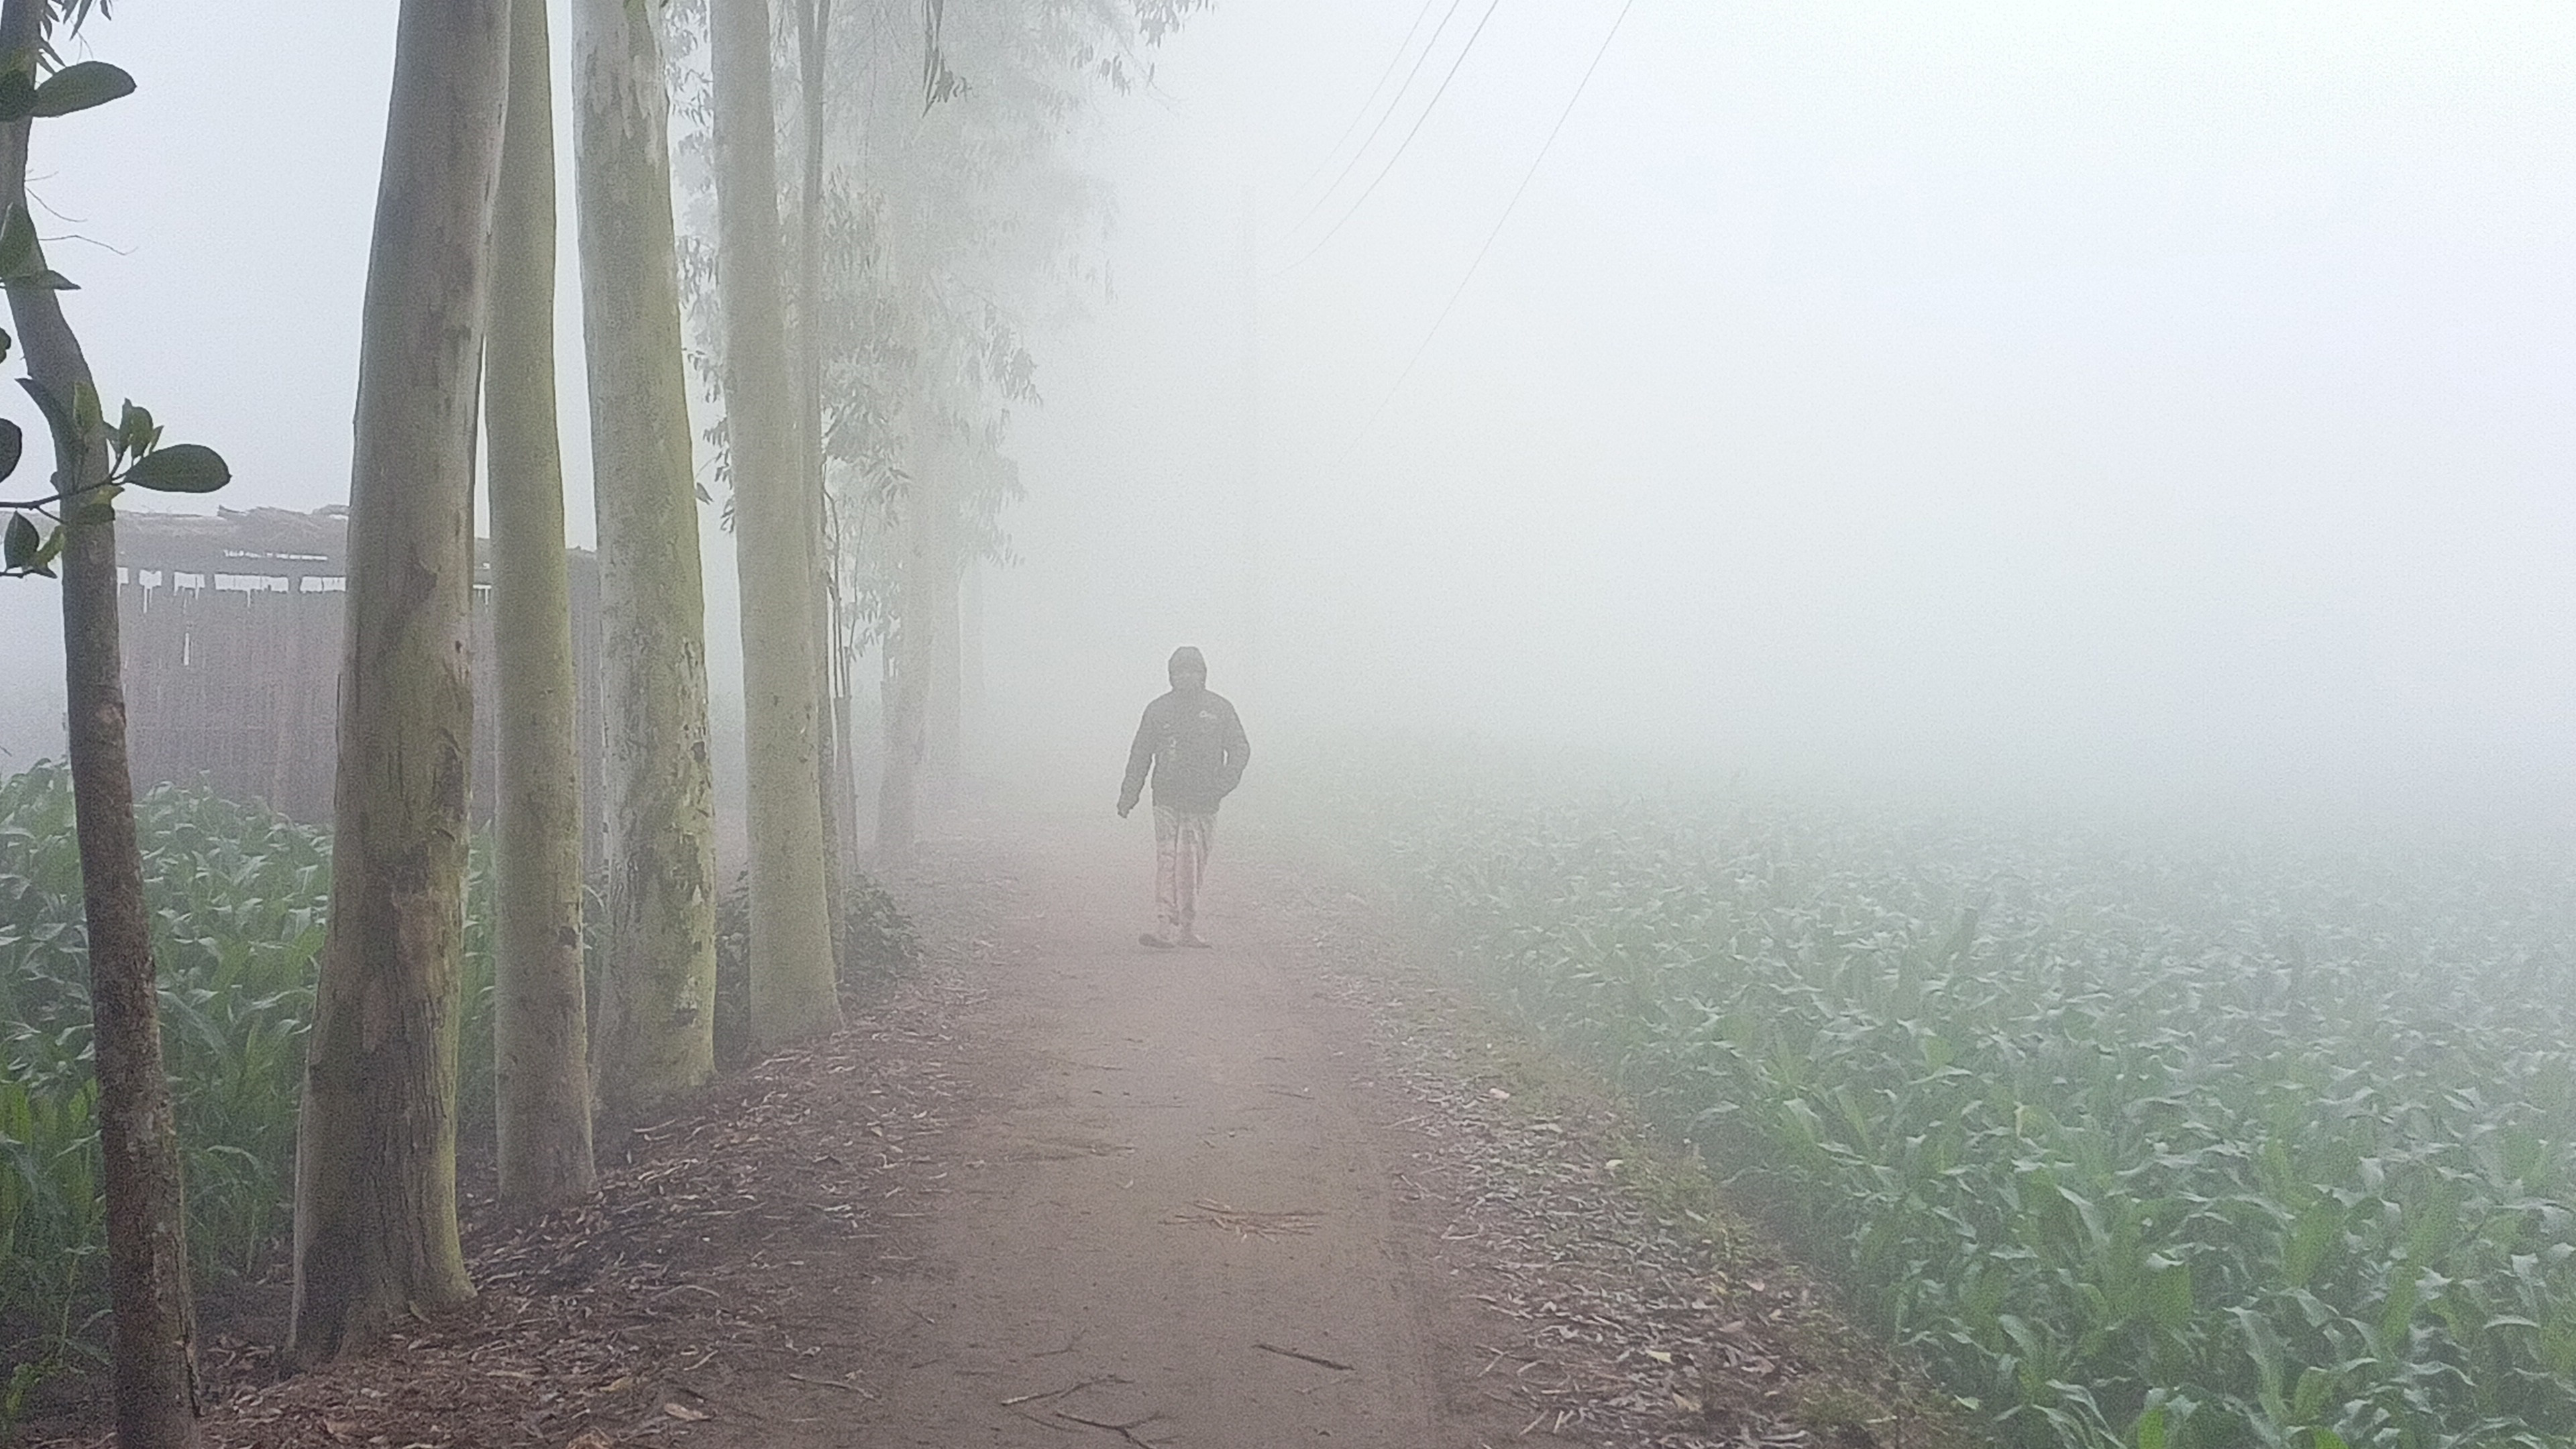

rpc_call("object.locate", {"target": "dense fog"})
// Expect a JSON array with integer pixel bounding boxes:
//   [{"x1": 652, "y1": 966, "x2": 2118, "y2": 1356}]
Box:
[{"x1": 1, "y1": 1, "x2": 2570, "y2": 832}]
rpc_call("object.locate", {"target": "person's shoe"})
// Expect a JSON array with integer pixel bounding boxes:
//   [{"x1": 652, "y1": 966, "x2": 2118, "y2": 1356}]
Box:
[
  {"x1": 1179, "y1": 933, "x2": 1213, "y2": 949},
  {"x1": 1139, "y1": 932, "x2": 1177, "y2": 949}
]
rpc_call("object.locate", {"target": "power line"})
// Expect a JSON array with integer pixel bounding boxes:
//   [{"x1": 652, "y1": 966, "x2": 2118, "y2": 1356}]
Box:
[
  {"x1": 1289, "y1": 0, "x2": 1464, "y2": 237},
  {"x1": 1272, "y1": 0, "x2": 1507, "y2": 275},
  {"x1": 1332, "y1": 0, "x2": 1636, "y2": 468},
  {"x1": 1287, "y1": 0, "x2": 1444, "y2": 215}
]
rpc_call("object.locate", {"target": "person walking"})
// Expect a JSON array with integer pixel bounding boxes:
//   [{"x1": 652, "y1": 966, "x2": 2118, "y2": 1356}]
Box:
[{"x1": 1117, "y1": 646, "x2": 1251, "y2": 949}]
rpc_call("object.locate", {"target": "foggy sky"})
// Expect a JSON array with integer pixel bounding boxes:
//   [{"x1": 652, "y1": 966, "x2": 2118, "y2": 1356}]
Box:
[{"x1": 1, "y1": 2, "x2": 2570, "y2": 828}]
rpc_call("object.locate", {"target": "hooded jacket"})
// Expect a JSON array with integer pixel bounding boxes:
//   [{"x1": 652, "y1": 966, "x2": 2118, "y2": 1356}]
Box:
[{"x1": 1120, "y1": 686, "x2": 1250, "y2": 814}]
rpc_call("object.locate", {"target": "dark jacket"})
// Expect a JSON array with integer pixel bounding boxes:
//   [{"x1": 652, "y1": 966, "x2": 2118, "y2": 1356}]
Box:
[{"x1": 1119, "y1": 688, "x2": 1250, "y2": 814}]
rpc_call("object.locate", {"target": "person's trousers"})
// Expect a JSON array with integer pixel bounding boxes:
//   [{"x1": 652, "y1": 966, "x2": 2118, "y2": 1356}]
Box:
[{"x1": 1152, "y1": 804, "x2": 1216, "y2": 938}]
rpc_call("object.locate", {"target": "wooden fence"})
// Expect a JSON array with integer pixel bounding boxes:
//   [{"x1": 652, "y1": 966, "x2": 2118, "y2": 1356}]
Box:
[{"x1": 117, "y1": 506, "x2": 606, "y2": 853}]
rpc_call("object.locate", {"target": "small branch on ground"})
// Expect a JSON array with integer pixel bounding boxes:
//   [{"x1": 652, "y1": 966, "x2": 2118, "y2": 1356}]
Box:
[{"x1": 1254, "y1": 1342, "x2": 1354, "y2": 1371}]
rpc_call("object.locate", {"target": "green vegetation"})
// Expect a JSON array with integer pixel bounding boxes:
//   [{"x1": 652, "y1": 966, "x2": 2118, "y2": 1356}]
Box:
[
  {"x1": 1379, "y1": 775, "x2": 2576, "y2": 1449},
  {"x1": 2, "y1": 764, "x2": 321, "y2": 1272},
  {"x1": 0, "y1": 763, "x2": 913, "y2": 1397},
  {"x1": 1, "y1": 764, "x2": 322, "y2": 1398},
  {"x1": 714, "y1": 867, "x2": 921, "y2": 1067}
]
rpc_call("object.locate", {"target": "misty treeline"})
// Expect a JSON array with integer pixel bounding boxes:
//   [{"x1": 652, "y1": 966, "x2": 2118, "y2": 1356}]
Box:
[
  {"x1": 313, "y1": 0, "x2": 1204, "y2": 1370},
  {"x1": 0, "y1": 0, "x2": 1201, "y2": 1435}
]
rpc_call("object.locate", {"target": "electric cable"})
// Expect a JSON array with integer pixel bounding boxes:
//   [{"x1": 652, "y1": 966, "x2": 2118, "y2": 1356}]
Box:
[
  {"x1": 1272, "y1": 0, "x2": 1507, "y2": 275},
  {"x1": 1286, "y1": 0, "x2": 1445, "y2": 215},
  {"x1": 1288, "y1": 0, "x2": 1464, "y2": 237},
  {"x1": 1331, "y1": 0, "x2": 1638, "y2": 467}
]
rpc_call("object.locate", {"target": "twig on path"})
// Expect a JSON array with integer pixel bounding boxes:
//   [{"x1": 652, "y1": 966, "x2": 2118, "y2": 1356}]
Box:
[
  {"x1": 1254, "y1": 1342, "x2": 1354, "y2": 1371},
  {"x1": 1057, "y1": 1409, "x2": 1166, "y2": 1446},
  {"x1": 1163, "y1": 1199, "x2": 1321, "y2": 1238},
  {"x1": 786, "y1": 1372, "x2": 871, "y2": 1395},
  {"x1": 1000, "y1": 1374, "x2": 1127, "y2": 1407}
]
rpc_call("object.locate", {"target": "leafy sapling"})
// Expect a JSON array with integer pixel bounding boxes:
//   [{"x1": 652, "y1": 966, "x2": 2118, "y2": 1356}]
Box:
[
  {"x1": 0, "y1": 37, "x2": 229, "y2": 576},
  {"x1": 2, "y1": 370, "x2": 232, "y2": 575},
  {"x1": 0, "y1": 200, "x2": 229, "y2": 575}
]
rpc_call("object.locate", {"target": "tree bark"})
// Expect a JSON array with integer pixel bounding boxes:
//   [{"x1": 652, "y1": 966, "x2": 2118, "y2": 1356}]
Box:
[
  {"x1": 289, "y1": 0, "x2": 508, "y2": 1362},
  {"x1": 711, "y1": 0, "x2": 840, "y2": 1045},
  {"x1": 875, "y1": 444, "x2": 945, "y2": 857},
  {"x1": 488, "y1": 0, "x2": 594, "y2": 1214},
  {"x1": 790, "y1": 0, "x2": 849, "y2": 938},
  {"x1": 0, "y1": 7, "x2": 201, "y2": 1436},
  {"x1": 959, "y1": 557, "x2": 984, "y2": 776},
  {"x1": 830, "y1": 581, "x2": 862, "y2": 883},
  {"x1": 926, "y1": 545, "x2": 961, "y2": 804},
  {"x1": 572, "y1": 0, "x2": 720, "y2": 1119}
]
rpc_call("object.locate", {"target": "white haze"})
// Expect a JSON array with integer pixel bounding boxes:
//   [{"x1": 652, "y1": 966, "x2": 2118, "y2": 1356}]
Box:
[{"x1": 0, "y1": 2, "x2": 2569, "y2": 837}]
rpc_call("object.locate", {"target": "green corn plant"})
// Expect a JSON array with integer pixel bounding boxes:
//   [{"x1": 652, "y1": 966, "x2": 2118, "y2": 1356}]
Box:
[{"x1": 1358, "y1": 764, "x2": 2576, "y2": 1449}]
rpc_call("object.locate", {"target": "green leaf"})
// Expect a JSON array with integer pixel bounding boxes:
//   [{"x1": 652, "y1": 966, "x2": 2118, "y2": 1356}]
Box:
[
  {"x1": 30, "y1": 61, "x2": 134, "y2": 118},
  {"x1": 15, "y1": 268, "x2": 76, "y2": 291},
  {"x1": 0, "y1": 417, "x2": 21, "y2": 481},
  {"x1": 2133, "y1": 1406, "x2": 2167, "y2": 1449},
  {"x1": 2144, "y1": 1254, "x2": 2193, "y2": 1332},
  {"x1": 2290, "y1": 1364, "x2": 2337, "y2": 1423},
  {"x1": 121, "y1": 442, "x2": 229, "y2": 494},
  {"x1": 3, "y1": 511, "x2": 36, "y2": 570},
  {"x1": 115, "y1": 400, "x2": 151, "y2": 458}
]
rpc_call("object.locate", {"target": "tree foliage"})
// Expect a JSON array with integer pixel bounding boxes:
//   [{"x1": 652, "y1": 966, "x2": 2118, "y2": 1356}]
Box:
[{"x1": 665, "y1": 0, "x2": 1202, "y2": 676}]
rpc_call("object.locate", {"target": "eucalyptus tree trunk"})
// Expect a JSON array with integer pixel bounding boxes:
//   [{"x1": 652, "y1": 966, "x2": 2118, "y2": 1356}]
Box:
[
  {"x1": 959, "y1": 559, "x2": 985, "y2": 775},
  {"x1": 790, "y1": 0, "x2": 850, "y2": 934},
  {"x1": 829, "y1": 582, "x2": 862, "y2": 885},
  {"x1": 711, "y1": 0, "x2": 840, "y2": 1044},
  {"x1": 290, "y1": 0, "x2": 508, "y2": 1362},
  {"x1": 572, "y1": 0, "x2": 720, "y2": 1118},
  {"x1": 927, "y1": 557, "x2": 961, "y2": 802},
  {"x1": 488, "y1": 0, "x2": 593, "y2": 1212},
  {"x1": 876, "y1": 451, "x2": 945, "y2": 857},
  {"x1": 0, "y1": 5, "x2": 199, "y2": 1435}
]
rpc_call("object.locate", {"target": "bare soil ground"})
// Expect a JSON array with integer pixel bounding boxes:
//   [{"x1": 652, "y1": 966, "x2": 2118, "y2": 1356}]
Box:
[{"x1": 29, "y1": 811, "x2": 1958, "y2": 1449}]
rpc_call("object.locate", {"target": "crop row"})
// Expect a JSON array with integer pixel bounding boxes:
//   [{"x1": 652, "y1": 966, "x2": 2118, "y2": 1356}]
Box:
[
  {"x1": 0, "y1": 760, "x2": 920, "y2": 1409},
  {"x1": 1377, "y1": 780, "x2": 2576, "y2": 1449}
]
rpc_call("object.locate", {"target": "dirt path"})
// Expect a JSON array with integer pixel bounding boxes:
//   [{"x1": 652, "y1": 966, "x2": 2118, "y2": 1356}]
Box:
[
  {"x1": 129, "y1": 810, "x2": 1940, "y2": 1449},
  {"x1": 695, "y1": 812, "x2": 1512, "y2": 1448}
]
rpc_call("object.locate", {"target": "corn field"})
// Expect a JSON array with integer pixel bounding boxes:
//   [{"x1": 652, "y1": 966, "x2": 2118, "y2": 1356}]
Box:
[
  {"x1": 0, "y1": 761, "x2": 916, "y2": 1412},
  {"x1": 1379, "y1": 777, "x2": 2576, "y2": 1449},
  {"x1": 1, "y1": 766, "x2": 325, "y2": 1399},
  {"x1": 0, "y1": 765, "x2": 509, "y2": 1410}
]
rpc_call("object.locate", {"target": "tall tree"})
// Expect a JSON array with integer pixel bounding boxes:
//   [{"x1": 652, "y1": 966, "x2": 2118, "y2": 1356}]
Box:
[
  {"x1": 788, "y1": 0, "x2": 858, "y2": 918},
  {"x1": 573, "y1": 0, "x2": 721, "y2": 1116},
  {"x1": 0, "y1": 4, "x2": 225, "y2": 1437},
  {"x1": 874, "y1": 437, "x2": 945, "y2": 858},
  {"x1": 800, "y1": 0, "x2": 1197, "y2": 853},
  {"x1": 290, "y1": 0, "x2": 511, "y2": 1361},
  {"x1": 487, "y1": 0, "x2": 593, "y2": 1212},
  {"x1": 711, "y1": 0, "x2": 841, "y2": 1043}
]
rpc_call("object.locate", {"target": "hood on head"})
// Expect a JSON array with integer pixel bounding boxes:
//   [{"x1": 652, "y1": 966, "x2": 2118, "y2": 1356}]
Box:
[{"x1": 1168, "y1": 646, "x2": 1206, "y2": 686}]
